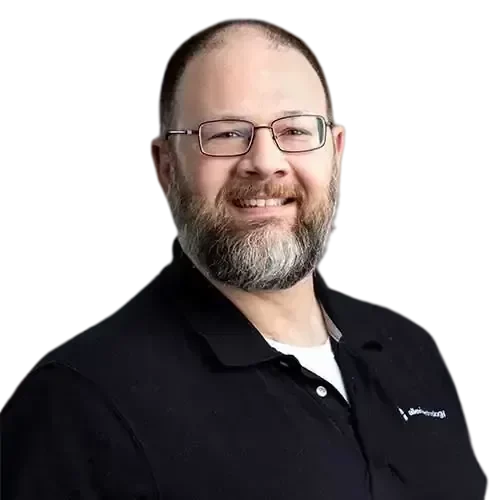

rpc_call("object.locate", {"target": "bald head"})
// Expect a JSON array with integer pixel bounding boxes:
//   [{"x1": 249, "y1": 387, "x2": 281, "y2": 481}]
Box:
[
  {"x1": 176, "y1": 29, "x2": 327, "y2": 133},
  {"x1": 158, "y1": 19, "x2": 334, "y2": 137}
]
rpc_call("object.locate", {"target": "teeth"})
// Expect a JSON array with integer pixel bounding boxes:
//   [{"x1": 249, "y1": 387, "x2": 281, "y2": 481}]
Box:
[{"x1": 235, "y1": 198, "x2": 288, "y2": 208}]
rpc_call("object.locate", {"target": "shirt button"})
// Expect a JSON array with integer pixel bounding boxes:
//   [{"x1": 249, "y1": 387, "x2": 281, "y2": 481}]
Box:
[{"x1": 316, "y1": 385, "x2": 328, "y2": 397}]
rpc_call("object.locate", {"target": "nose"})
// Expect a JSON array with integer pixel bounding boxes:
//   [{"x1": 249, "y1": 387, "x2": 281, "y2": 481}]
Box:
[{"x1": 237, "y1": 126, "x2": 291, "y2": 179}]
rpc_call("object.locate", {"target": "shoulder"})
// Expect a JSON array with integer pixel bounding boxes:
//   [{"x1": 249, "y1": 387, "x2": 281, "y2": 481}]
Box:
[
  {"x1": 1, "y1": 361, "x2": 158, "y2": 497},
  {"x1": 324, "y1": 286, "x2": 445, "y2": 370},
  {"x1": 8, "y1": 284, "x2": 188, "y2": 416},
  {"x1": 328, "y1": 286, "x2": 436, "y2": 343}
]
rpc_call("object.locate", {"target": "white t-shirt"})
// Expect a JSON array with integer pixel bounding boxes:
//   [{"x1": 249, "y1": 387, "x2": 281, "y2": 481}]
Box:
[{"x1": 262, "y1": 305, "x2": 350, "y2": 403}]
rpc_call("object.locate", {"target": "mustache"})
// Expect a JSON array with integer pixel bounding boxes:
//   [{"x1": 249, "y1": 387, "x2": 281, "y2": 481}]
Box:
[{"x1": 224, "y1": 183, "x2": 303, "y2": 201}]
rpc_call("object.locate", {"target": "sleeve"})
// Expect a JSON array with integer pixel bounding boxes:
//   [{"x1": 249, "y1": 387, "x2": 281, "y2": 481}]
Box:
[{"x1": 1, "y1": 362, "x2": 157, "y2": 500}]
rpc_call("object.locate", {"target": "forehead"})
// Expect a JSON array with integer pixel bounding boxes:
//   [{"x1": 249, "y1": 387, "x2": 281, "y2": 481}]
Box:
[{"x1": 177, "y1": 32, "x2": 327, "y2": 125}]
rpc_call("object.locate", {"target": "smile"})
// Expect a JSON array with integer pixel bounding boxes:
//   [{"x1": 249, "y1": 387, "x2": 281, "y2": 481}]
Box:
[{"x1": 232, "y1": 198, "x2": 295, "y2": 208}]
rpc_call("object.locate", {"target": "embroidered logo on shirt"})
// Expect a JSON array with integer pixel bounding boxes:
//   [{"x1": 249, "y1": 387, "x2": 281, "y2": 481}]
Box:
[{"x1": 398, "y1": 406, "x2": 447, "y2": 421}]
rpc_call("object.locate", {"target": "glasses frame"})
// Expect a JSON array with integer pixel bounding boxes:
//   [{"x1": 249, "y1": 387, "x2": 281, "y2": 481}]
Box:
[{"x1": 164, "y1": 114, "x2": 334, "y2": 157}]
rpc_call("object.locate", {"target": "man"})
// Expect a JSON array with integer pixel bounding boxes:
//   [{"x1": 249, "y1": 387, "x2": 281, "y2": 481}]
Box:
[{"x1": 1, "y1": 19, "x2": 487, "y2": 500}]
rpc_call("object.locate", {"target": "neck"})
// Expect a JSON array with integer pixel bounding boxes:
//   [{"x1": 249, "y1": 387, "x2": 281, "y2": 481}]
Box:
[{"x1": 211, "y1": 273, "x2": 329, "y2": 347}]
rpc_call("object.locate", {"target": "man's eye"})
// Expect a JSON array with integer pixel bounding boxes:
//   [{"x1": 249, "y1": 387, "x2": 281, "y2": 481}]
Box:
[
  {"x1": 281, "y1": 128, "x2": 308, "y2": 136},
  {"x1": 212, "y1": 130, "x2": 245, "y2": 139}
]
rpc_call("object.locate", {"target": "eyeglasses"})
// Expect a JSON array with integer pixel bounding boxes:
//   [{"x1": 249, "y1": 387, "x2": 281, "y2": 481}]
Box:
[{"x1": 164, "y1": 114, "x2": 334, "y2": 157}]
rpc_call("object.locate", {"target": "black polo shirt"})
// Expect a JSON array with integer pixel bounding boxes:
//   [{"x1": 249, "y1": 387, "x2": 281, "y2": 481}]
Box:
[{"x1": 1, "y1": 238, "x2": 487, "y2": 499}]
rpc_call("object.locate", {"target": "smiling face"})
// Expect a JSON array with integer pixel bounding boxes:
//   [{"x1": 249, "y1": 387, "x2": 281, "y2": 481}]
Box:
[{"x1": 155, "y1": 28, "x2": 345, "y2": 291}]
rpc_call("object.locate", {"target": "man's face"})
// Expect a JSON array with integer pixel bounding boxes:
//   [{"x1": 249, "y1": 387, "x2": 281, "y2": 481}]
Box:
[{"x1": 158, "y1": 31, "x2": 344, "y2": 291}]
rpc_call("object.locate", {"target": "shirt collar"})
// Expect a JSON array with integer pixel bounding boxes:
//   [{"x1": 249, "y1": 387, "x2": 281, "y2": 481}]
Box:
[{"x1": 165, "y1": 238, "x2": 387, "y2": 367}]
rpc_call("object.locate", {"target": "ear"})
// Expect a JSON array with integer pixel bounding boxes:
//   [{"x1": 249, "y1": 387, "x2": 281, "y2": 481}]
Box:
[
  {"x1": 332, "y1": 125, "x2": 345, "y2": 160},
  {"x1": 151, "y1": 137, "x2": 174, "y2": 194}
]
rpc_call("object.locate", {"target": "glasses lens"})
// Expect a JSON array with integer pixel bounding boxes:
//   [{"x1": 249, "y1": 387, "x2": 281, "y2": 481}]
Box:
[
  {"x1": 200, "y1": 120, "x2": 253, "y2": 156},
  {"x1": 198, "y1": 116, "x2": 327, "y2": 156},
  {"x1": 273, "y1": 115, "x2": 325, "y2": 152}
]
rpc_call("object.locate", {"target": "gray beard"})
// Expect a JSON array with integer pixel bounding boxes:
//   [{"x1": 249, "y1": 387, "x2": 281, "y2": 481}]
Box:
[{"x1": 167, "y1": 162, "x2": 338, "y2": 291}]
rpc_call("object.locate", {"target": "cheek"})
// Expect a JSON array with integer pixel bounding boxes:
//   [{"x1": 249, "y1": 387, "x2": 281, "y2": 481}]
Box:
[
  {"x1": 190, "y1": 161, "x2": 232, "y2": 204},
  {"x1": 295, "y1": 161, "x2": 334, "y2": 195}
]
